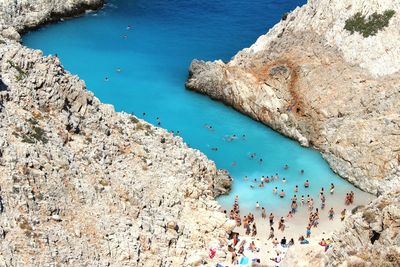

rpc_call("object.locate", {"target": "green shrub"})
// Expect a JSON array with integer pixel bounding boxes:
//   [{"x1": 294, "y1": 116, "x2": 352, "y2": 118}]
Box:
[
  {"x1": 344, "y1": 10, "x2": 396, "y2": 37},
  {"x1": 7, "y1": 60, "x2": 27, "y2": 81},
  {"x1": 21, "y1": 120, "x2": 48, "y2": 144}
]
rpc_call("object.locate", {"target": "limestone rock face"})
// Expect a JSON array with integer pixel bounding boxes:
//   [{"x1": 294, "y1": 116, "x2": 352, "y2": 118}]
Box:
[
  {"x1": 0, "y1": 1, "x2": 232, "y2": 266},
  {"x1": 0, "y1": 0, "x2": 104, "y2": 33},
  {"x1": 186, "y1": 0, "x2": 400, "y2": 194},
  {"x1": 329, "y1": 191, "x2": 400, "y2": 267},
  {"x1": 281, "y1": 191, "x2": 400, "y2": 267}
]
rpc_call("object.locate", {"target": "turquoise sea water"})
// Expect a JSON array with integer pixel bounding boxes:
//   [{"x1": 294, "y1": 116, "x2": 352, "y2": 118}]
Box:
[{"x1": 23, "y1": 0, "x2": 369, "y2": 216}]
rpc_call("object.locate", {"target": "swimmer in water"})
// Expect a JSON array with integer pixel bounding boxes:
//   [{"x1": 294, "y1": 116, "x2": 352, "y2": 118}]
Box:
[
  {"x1": 242, "y1": 134, "x2": 246, "y2": 140},
  {"x1": 116, "y1": 68, "x2": 122, "y2": 73},
  {"x1": 279, "y1": 190, "x2": 285, "y2": 198},
  {"x1": 211, "y1": 147, "x2": 218, "y2": 151},
  {"x1": 259, "y1": 158, "x2": 263, "y2": 165},
  {"x1": 243, "y1": 176, "x2": 249, "y2": 181},
  {"x1": 294, "y1": 185, "x2": 299, "y2": 193},
  {"x1": 282, "y1": 177, "x2": 286, "y2": 183},
  {"x1": 142, "y1": 112, "x2": 146, "y2": 116},
  {"x1": 300, "y1": 169, "x2": 304, "y2": 174},
  {"x1": 304, "y1": 180, "x2": 310, "y2": 188},
  {"x1": 203, "y1": 124, "x2": 214, "y2": 131},
  {"x1": 104, "y1": 77, "x2": 109, "y2": 82},
  {"x1": 284, "y1": 164, "x2": 289, "y2": 170},
  {"x1": 273, "y1": 187, "x2": 278, "y2": 194}
]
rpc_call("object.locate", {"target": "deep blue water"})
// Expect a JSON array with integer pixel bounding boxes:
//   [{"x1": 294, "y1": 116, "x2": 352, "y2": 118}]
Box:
[{"x1": 23, "y1": 0, "x2": 369, "y2": 215}]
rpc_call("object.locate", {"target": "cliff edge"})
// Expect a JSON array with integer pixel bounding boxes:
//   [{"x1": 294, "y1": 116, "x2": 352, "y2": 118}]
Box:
[
  {"x1": 186, "y1": 0, "x2": 400, "y2": 194},
  {"x1": 0, "y1": 1, "x2": 232, "y2": 266},
  {"x1": 186, "y1": 0, "x2": 400, "y2": 265}
]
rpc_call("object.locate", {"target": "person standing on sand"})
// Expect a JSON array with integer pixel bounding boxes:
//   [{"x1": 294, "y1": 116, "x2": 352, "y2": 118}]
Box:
[
  {"x1": 261, "y1": 207, "x2": 267, "y2": 219},
  {"x1": 308, "y1": 198, "x2": 314, "y2": 211},
  {"x1": 341, "y1": 209, "x2": 346, "y2": 221},
  {"x1": 345, "y1": 193, "x2": 350, "y2": 205},
  {"x1": 252, "y1": 223, "x2": 257, "y2": 237},
  {"x1": 291, "y1": 201, "x2": 297, "y2": 213},
  {"x1": 272, "y1": 238, "x2": 279, "y2": 248},
  {"x1": 287, "y1": 210, "x2": 293, "y2": 219},
  {"x1": 245, "y1": 224, "x2": 251, "y2": 235},
  {"x1": 321, "y1": 194, "x2": 326, "y2": 210},
  {"x1": 329, "y1": 208, "x2": 335, "y2": 220},
  {"x1": 243, "y1": 216, "x2": 248, "y2": 229},
  {"x1": 350, "y1": 191, "x2": 355, "y2": 204},
  {"x1": 306, "y1": 225, "x2": 311, "y2": 238},
  {"x1": 268, "y1": 227, "x2": 275, "y2": 240},
  {"x1": 269, "y1": 213, "x2": 274, "y2": 226},
  {"x1": 278, "y1": 217, "x2": 285, "y2": 232}
]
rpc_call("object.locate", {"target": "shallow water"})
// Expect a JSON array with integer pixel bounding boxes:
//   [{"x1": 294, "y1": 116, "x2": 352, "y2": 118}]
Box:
[{"x1": 23, "y1": 0, "x2": 372, "y2": 217}]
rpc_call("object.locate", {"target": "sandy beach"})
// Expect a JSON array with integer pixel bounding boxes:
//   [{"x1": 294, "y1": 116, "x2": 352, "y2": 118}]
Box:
[{"x1": 217, "y1": 190, "x2": 374, "y2": 266}]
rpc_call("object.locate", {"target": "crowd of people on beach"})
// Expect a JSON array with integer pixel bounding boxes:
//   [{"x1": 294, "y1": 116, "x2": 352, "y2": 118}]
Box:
[
  {"x1": 221, "y1": 165, "x2": 358, "y2": 266},
  {"x1": 146, "y1": 121, "x2": 358, "y2": 265}
]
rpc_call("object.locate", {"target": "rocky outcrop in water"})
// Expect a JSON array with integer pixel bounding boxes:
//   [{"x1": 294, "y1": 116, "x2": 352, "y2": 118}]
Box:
[
  {"x1": 186, "y1": 0, "x2": 400, "y2": 195},
  {"x1": 0, "y1": 0, "x2": 104, "y2": 39},
  {"x1": 0, "y1": 1, "x2": 233, "y2": 266}
]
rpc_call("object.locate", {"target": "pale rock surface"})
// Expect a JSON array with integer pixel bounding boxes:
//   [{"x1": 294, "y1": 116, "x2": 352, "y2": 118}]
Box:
[
  {"x1": 186, "y1": 0, "x2": 400, "y2": 195},
  {"x1": 186, "y1": 0, "x2": 400, "y2": 265},
  {"x1": 0, "y1": 1, "x2": 233, "y2": 266}
]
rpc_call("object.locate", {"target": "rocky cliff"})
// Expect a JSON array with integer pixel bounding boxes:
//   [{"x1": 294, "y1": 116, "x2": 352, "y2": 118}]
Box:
[
  {"x1": 0, "y1": 1, "x2": 232, "y2": 266},
  {"x1": 186, "y1": 0, "x2": 400, "y2": 265},
  {"x1": 280, "y1": 190, "x2": 400, "y2": 266},
  {"x1": 186, "y1": 0, "x2": 400, "y2": 195}
]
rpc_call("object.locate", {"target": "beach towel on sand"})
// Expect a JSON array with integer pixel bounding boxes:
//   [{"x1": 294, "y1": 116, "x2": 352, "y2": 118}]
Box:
[{"x1": 239, "y1": 257, "x2": 249, "y2": 265}]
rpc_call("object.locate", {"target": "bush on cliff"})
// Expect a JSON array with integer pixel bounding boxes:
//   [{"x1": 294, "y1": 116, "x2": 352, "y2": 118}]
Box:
[{"x1": 344, "y1": 10, "x2": 396, "y2": 37}]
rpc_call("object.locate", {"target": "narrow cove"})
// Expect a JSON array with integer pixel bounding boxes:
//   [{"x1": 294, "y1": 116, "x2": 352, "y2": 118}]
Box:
[{"x1": 23, "y1": 0, "x2": 372, "y2": 239}]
